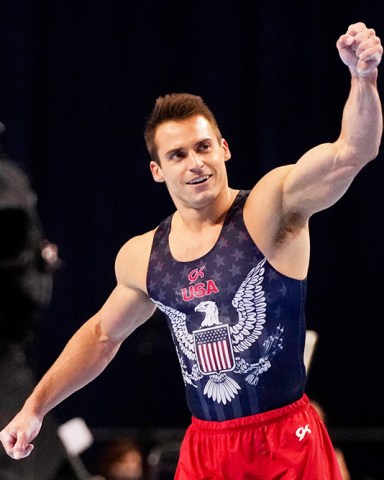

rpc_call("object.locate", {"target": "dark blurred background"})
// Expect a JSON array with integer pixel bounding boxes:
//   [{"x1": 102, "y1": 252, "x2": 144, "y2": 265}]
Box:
[{"x1": 1, "y1": 1, "x2": 383, "y2": 478}]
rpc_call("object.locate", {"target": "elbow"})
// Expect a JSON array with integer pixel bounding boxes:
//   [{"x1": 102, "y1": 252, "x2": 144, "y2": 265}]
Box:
[
  {"x1": 95, "y1": 324, "x2": 121, "y2": 363},
  {"x1": 361, "y1": 145, "x2": 380, "y2": 165},
  {"x1": 362, "y1": 138, "x2": 381, "y2": 162},
  {"x1": 363, "y1": 126, "x2": 383, "y2": 161},
  {"x1": 369, "y1": 144, "x2": 381, "y2": 161},
  {"x1": 356, "y1": 139, "x2": 381, "y2": 164},
  {"x1": 92, "y1": 315, "x2": 122, "y2": 351},
  {"x1": 337, "y1": 125, "x2": 383, "y2": 166},
  {"x1": 338, "y1": 142, "x2": 380, "y2": 169}
]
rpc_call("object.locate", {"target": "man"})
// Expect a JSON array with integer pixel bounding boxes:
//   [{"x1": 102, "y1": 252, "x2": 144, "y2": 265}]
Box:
[{"x1": 0, "y1": 22, "x2": 382, "y2": 479}]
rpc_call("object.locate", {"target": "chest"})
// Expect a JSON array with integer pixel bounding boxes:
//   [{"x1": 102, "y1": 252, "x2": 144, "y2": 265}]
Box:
[{"x1": 168, "y1": 224, "x2": 223, "y2": 262}]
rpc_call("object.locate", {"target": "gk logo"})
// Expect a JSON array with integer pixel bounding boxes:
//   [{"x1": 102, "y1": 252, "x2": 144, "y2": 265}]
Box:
[
  {"x1": 188, "y1": 266, "x2": 206, "y2": 284},
  {"x1": 296, "y1": 424, "x2": 311, "y2": 441}
]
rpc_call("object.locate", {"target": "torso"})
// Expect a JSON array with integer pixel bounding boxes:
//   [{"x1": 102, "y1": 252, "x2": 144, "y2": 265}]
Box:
[{"x1": 146, "y1": 190, "x2": 307, "y2": 421}]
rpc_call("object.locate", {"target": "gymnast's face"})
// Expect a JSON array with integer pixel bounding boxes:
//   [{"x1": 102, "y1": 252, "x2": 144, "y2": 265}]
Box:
[{"x1": 149, "y1": 115, "x2": 231, "y2": 209}]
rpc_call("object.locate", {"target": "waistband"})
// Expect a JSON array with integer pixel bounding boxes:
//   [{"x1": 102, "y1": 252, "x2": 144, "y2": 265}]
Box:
[{"x1": 191, "y1": 394, "x2": 309, "y2": 432}]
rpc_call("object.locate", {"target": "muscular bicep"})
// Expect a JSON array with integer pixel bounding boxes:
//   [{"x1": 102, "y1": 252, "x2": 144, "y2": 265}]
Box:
[
  {"x1": 246, "y1": 141, "x2": 360, "y2": 257},
  {"x1": 97, "y1": 284, "x2": 156, "y2": 343},
  {"x1": 282, "y1": 141, "x2": 361, "y2": 223},
  {"x1": 97, "y1": 230, "x2": 157, "y2": 342},
  {"x1": 245, "y1": 145, "x2": 354, "y2": 279}
]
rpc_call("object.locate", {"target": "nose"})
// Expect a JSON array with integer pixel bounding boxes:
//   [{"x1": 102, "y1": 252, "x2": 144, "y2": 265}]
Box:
[{"x1": 188, "y1": 152, "x2": 204, "y2": 170}]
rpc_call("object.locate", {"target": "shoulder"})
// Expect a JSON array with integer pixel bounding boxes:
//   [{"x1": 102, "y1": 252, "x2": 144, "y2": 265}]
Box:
[
  {"x1": 115, "y1": 229, "x2": 156, "y2": 293},
  {"x1": 117, "y1": 230, "x2": 156, "y2": 257},
  {"x1": 244, "y1": 165, "x2": 295, "y2": 223},
  {"x1": 251, "y1": 165, "x2": 294, "y2": 198}
]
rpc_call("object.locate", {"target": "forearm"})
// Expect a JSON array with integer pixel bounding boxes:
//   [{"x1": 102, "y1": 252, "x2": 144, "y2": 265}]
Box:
[
  {"x1": 22, "y1": 315, "x2": 121, "y2": 419},
  {"x1": 282, "y1": 73, "x2": 382, "y2": 219},
  {"x1": 338, "y1": 70, "x2": 382, "y2": 164}
]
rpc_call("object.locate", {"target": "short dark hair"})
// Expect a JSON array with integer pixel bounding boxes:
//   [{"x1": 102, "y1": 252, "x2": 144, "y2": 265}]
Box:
[{"x1": 144, "y1": 93, "x2": 222, "y2": 164}]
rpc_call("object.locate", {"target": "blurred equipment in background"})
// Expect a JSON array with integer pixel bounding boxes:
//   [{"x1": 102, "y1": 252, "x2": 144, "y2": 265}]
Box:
[
  {"x1": 310, "y1": 400, "x2": 351, "y2": 480},
  {"x1": 0, "y1": 126, "x2": 89, "y2": 480},
  {"x1": 0, "y1": 151, "x2": 59, "y2": 352},
  {"x1": 146, "y1": 440, "x2": 181, "y2": 480},
  {"x1": 303, "y1": 329, "x2": 319, "y2": 373}
]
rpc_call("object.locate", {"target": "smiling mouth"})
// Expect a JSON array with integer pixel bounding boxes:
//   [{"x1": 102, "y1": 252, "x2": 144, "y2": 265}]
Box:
[{"x1": 186, "y1": 175, "x2": 211, "y2": 185}]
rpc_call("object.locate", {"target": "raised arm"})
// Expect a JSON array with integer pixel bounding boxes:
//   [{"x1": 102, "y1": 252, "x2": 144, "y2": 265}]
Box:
[
  {"x1": 244, "y1": 23, "x2": 382, "y2": 280},
  {"x1": 282, "y1": 22, "x2": 382, "y2": 221},
  {"x1": 0, "y1": 233, "x2": 155, "y2": 460}
]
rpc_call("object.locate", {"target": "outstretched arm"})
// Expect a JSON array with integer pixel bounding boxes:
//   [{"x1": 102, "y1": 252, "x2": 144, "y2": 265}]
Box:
[
  {"x1": 245, "y1": 23, "x2": 382, "y2": 279},
  {"x1": 0, "y1": 234, "x2": 155, "y2": 460},
  {"x1": 282, "y1": 22, "x2": 382, "y2": 222}
]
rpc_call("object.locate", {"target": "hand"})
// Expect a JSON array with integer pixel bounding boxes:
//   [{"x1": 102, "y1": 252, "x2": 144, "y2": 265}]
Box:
[
  {"x1": 337, "y1": 22, "x2": 382, "y2": 77},
  {"x1": 0, "y1": 411, "x2": 42, "y2": 460}
]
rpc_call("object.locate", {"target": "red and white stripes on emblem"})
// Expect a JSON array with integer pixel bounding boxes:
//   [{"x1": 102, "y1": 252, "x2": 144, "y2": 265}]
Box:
[{"x1": 194, "y1": 325, "x2": 235, "y2": 375}]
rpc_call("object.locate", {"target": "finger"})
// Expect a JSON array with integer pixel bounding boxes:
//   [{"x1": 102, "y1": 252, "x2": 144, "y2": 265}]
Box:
[
  {"x1": 355, "y1": 31, "x2": 376, "y2": 48},
  {"x1": 346, "y1": 22, "x2": 367, "y2": 37},
  {"x1": 13, "y1": 432, "x2": 33, "y2": 459},
  {"x1": 0, "y1": 430, "x2": 16, "y2": 454},
  {"x1": 13, "y1": 443, "x2": 34, "y2": 460},
  {"x1": 356, "y1": 36, "x2": 382, "y2": 58},
  {"x1": 336, "y1": 33, "x2": 354, "y2": 51},
  {"x1": 354, "y1": 31, "x2": 379, "y2": 53},
  {"x1": 359, "y1": 48, "x2": 382, "y2": 64},
  {"x1": 356, "y1": 37, "x2": 382, "y2": 75}
]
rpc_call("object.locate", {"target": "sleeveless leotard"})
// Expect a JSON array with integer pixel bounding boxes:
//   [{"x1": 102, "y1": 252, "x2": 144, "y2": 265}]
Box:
[{"x1": 147, "y1": 190, "x2": 307, "y2": 421}]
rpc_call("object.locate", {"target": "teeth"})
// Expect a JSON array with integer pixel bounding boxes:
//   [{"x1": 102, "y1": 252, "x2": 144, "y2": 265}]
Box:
[{"x1": 188, "y1": 175, "x2": 209, "y2": 185}]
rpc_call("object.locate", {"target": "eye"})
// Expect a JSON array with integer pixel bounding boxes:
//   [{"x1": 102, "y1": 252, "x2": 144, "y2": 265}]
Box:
[
  {"x1": 197, "y1": 142, "x2": 212, "y2": 153},
  {"x1": 169, "y1": 150, "x2": 186, "y2": 161}
]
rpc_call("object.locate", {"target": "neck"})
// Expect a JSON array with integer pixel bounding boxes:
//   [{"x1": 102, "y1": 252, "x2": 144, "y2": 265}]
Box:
[{"x1": 173, "y1": 187, "x2": 238, "y2": 231}]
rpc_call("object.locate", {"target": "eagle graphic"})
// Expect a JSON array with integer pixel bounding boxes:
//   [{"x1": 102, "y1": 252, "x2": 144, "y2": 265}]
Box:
[{"x1": 151, "y1": 258, "x2": 284, "y2": 405}]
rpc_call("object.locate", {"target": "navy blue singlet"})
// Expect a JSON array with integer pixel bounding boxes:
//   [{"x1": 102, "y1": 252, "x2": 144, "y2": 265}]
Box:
[{"x1": 147, "y1": 190, "x2": 307, "y2": 421}]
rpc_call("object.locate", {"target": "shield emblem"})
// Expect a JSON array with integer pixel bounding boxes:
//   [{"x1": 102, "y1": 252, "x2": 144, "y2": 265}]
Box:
[{"x1": 193, "y1": 324, "x2": 235, "y2": 375}]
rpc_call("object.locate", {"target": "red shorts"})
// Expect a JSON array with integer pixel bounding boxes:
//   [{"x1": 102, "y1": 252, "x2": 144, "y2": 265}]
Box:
[{"x1": 175, "y1": 395, "x2": 342, "y2": 480}]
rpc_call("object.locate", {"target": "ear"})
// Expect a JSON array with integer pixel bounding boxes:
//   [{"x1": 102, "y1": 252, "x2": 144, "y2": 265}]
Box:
[
  {"x1": 149, "y1": 161, "x2": 165, "y2": 183},
  {"x1": 222, "y1": 138, "x2": 231, "y2": 161}
]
